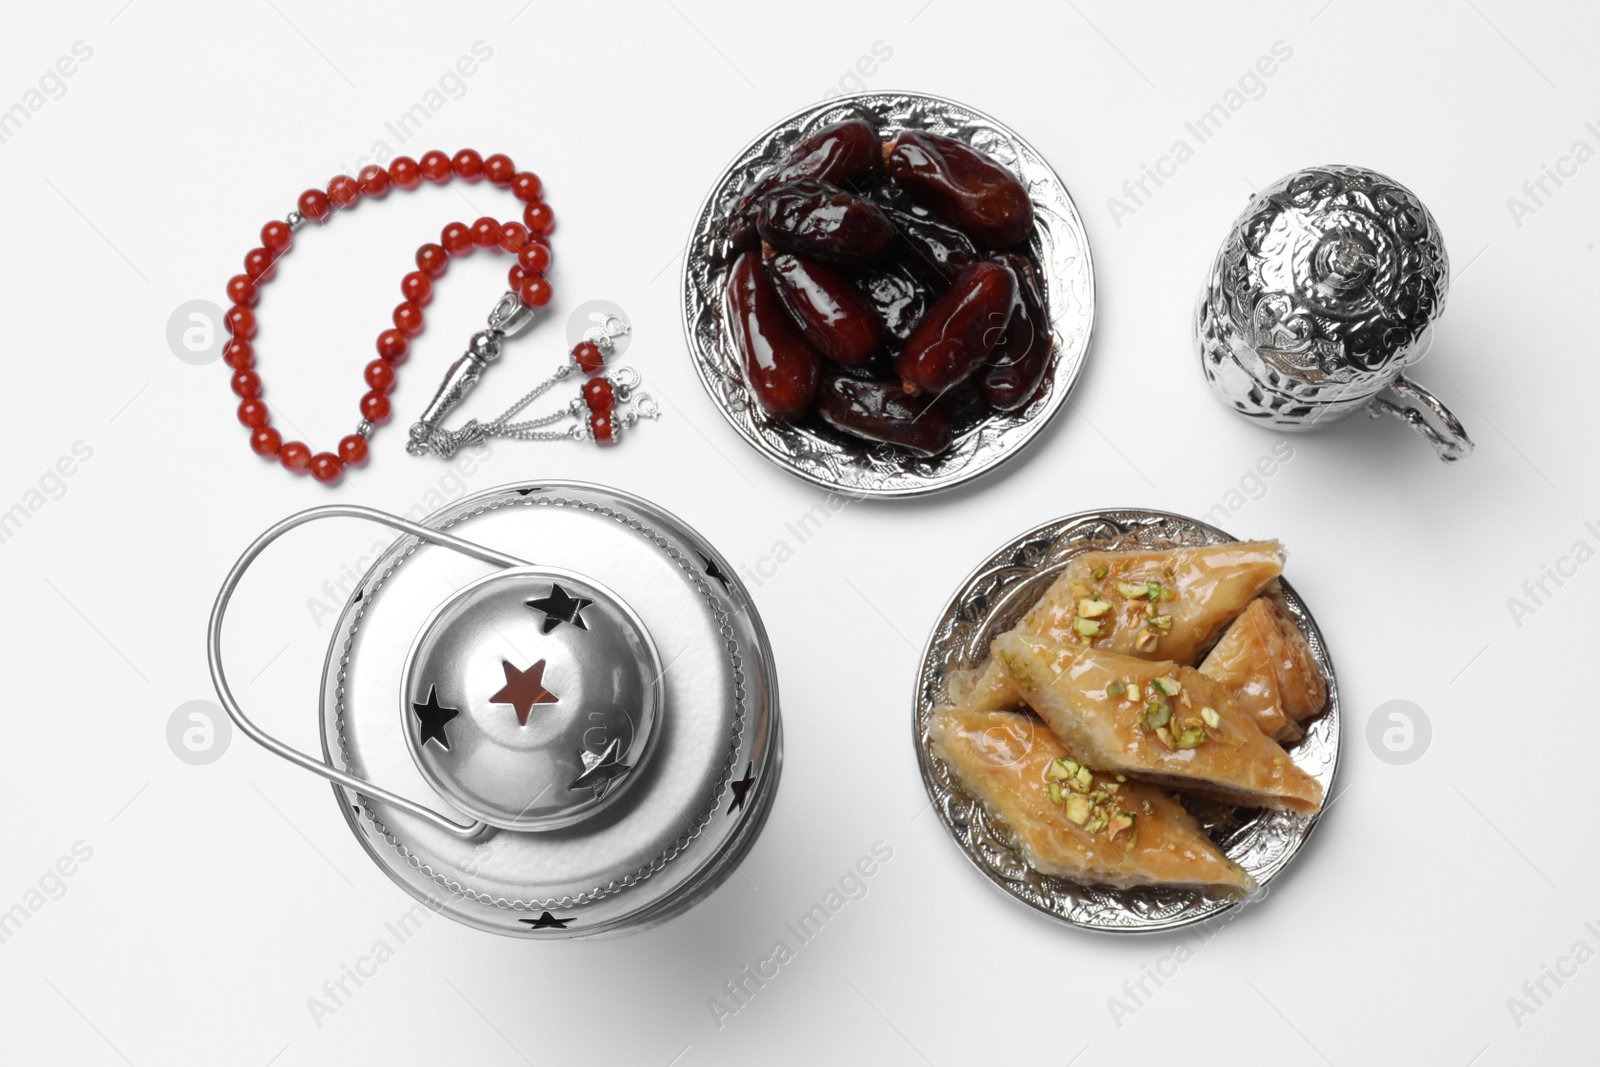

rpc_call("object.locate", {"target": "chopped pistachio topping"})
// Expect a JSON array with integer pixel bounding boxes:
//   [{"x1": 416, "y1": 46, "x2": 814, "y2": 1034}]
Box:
[
  {"x1": 1160, "y1": 586, "x2": 1176, "y2": 601},
  {"x1": 1152, "y1": 676, "x2": 1181, "y2": 697},
  {"x1": 1135, "y1": 631, "x2": 1159, "y2": 652},
  {"x1": 1145, "y1": 581, "x2": 1163, "y2": 600},
  {"x1": 1147, "y1": 614, "x2": 1174, "y2": 633},
  {"x1": 1092, "y1": 565, "x2": 1109, "y2": 581},
  {"x1": 1049, "y1": 781, "x2": 1064, "y2": 805},
  {"x1": 1046, "y1": 758, "x2": 1073, "y2": 781},
  {"x1": 1084, "y1": 814, "x2": 1109, "y2": 834},
  {"x1": 1174, "y1": 726, "x2": 1206, "y2": 749},
  {"x1": 1200, "y1": 706, "x2": 1221, "y2": 728},
  {"x1": 1154, "y1": 725, "x2": 1174, "y2": 749},
  {"x1": 1125, "y1": 683, "x2": 1142, "y2": 702},
  {"x1": 1106, "y1": 679, "x2": 1127, "y2": 698},
  {"x1": 1115, "y1": 774, "x2": 1127, "y2": 782},
  {"x1": 999, "y1": 650, "x2": 1034, "y2": 691},
  {"x1": 1144, "y1": 698, "x2": 1171, "y2": 730},
  {"x1": 1108, "y1": 812, "x2": 1136, "y2": 839},
  {"x1": 1075, "y1": 765, "x2": 1094, "y2": 790},
  {"x1": 1077, "y1": 598, "x2": 1113, "y2": 619},
  {"x1": 1073, "y1": 617, "x2": 1101, "y2": 637},
  {"x1": 1117, "y1": 581, "x2": 1147, "y2": 600},
  {"x1": 1065, "y1": 794, "x2": 1092, "y2": 824}
]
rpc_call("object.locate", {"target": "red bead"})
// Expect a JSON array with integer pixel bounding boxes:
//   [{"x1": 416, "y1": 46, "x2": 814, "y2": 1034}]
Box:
[
  {"x1": 243, "y1": 247, "x2": 276, "y2": 281},
  {"x1": 389, "y1": 155, "x2": 422, "y2": 190},
  {"x1": 523, "y1": 201, "x2": 555, "y2": 236},
  {"x1": 298, "y1": 188, "x2": 332, "y2": 222},
  {"x1": 224, "y1": 304, "x2": 256, "y2": 340},
  {"x1": 589, "y1": 411, "x2": 616, "y2": 446},
  {"x1": 400, "y1": 271, "x2": 432, "y2": 306},
  {"x1": 365, "y1": 359, "x2": 397, "y2": 392},
  {"x1": 416, "y1": 243, "x2": 449, "y2": 277},
  {"x1": 470, "y1": 217, "x2": 502, "y2": 248},
  {"x1": 507, "y1": 264, "x2": 529, "y2": 290},
  {"x1": 582, "y1": 376, "x2": 615, "y2": 415},
  {"x1": 226, "y1": 274, "x2": 258, "y2": 307},
  {"x1": 376, "y1": 329, "x2": 409, "y2": 363},
  {"x1": 392, "y1": 302, "x2": 425, "y2": 337},
  {"x1": 327, "y1": 174, "x2": 362, "y2": 209},
  {"x1": 223, "y1": 339, "x2": 254, "y2": 370},
  {"x1": 250, "y1": 427, "x2": 282, "y2": 457},
  {"x1": 498, "y1": 221, "x2": 529, "y2": 253},
  {"x1": 280, "y1": 441, "x2": 312, "y2": 472},
  {"x1": 573, "y1": 340, "x2": 605, "y2": 377},
  {"x1": 451, "y1": 149, "x2": 485, "y2": 182},
  {"x1": 518, "y1": 241, "x2": 551, "y2": 274},
  {"x1": 231, "y1": 369, "x2": 262, "y2": 398},
  {"x1": 309, "y1": 452, "x2": 343, "y2": 484},
  {"x1": 441, "y1": 222, "x2": 473, "y2": 256},
  {"x1": 260, "y1": 220, "x2": 292, "y2": 254},
  {"x1": 360, "y1": 391, "x2": 391, "y2": 423},
  {"x1": 511, "y1": 172, "x2": 543, "y2": 203},
  {"x1": 338, "y1": 434, "x2": 369, "y2": 465},
  {"x1": 419, "y1": 150, "x2": 452, "y2": 183},
  {"x1": 518, "y1": 274, "x2": 552, "y2": 308},
  {"x1": 237, "y1": 398, "x2": 270, "y2": 428},
  {"x1": 484, "y1": 153, "x2": 516, "y2": 186},
  {"x1": 358, "y1": 165, "x2": 391, "y2": 198}
]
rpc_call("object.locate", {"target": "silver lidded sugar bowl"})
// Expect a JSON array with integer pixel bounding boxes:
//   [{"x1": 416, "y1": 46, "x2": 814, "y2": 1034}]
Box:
[
  {"x1": 207, "y1": 481, "x2": 780, "y2": 938},
  {"x1": 1195, "y1": 164, "x2": 1472, "y2": 461}
]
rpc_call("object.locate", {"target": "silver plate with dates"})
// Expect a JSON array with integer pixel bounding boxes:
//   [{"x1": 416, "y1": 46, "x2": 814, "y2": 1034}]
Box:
[
  {"x1": 912, "y1": 509, "x2": 1340, "y2": 933},
  {"x1": 681, "y1": 91, "x2": 1095, "y2": 498}
]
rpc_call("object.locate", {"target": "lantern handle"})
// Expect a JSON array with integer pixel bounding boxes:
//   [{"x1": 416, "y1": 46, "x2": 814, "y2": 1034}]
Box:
[
  {"x1": 1368, "y1": 374, "x2": 1474, "y2": 463},
  {"x1": 207, "y1": 505, "x2": 529, "y2": 839}
]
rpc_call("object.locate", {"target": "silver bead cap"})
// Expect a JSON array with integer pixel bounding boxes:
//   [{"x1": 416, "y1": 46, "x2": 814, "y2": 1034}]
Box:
[{"x1": 400, "y1": 565, "x2": 663, "y2": 832}]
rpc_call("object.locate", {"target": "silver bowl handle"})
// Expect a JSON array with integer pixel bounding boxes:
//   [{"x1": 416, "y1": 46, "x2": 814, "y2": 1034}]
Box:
[
  {"x1": 206, "y1": 504, "x2": 529, "y2": 839},
  {"x1": 1368, "y1": 374, "x2": 1474, "y2": 462}
]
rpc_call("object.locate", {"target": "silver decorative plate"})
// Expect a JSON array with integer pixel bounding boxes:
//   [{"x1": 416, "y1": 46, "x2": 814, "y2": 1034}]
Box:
[
  {"x1": 680, "y1": 91, "x2": 1095, "y2": 498},
  {"x1": 913, "y1": 509, "x2": 1340, "y2": 933}
]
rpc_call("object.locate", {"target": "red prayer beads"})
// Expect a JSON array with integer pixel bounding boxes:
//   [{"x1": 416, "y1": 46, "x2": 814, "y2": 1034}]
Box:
[{"x1": 222, "y1": 149, "x2": 549, "y2": 484}]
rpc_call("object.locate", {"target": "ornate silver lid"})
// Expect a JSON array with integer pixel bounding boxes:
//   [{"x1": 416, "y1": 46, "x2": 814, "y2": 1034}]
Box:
[
  {"x1": 400, "y1": 567, "x2": 662, "y2": 831},
  {"x1": 207, "y1": 482, "x2": 781, "y2": 939},
  {"x1": 1195, "y1": 164, "x2": 1472, "y2": 461}
]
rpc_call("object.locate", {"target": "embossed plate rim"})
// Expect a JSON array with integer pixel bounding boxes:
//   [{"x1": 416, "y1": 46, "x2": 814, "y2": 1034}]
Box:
[
  {"x1": 680, "y1": 90, "x2": 1096, "y2": 499},
  {"x1": 912, "y1": 508, "x2": 1341, "y2": 934}
]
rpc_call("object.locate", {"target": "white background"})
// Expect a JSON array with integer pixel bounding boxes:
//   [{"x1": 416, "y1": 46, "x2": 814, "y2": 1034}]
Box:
[{"x1": 1, "y1": 1, "x2": 1596, "y2": 1063}]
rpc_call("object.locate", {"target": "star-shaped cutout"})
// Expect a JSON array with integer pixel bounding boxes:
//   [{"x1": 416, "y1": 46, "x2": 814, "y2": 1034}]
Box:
[
  {"x1": 518, "y1": 911, "x2": 570, "y2": 930},
  {"x1": 490, "y1": 659, "x2": 559, "y2": 725},
  {"x1": 699, "y1": 551, "x2": 734, "y2": 595},
  {"x1": 412, "y1": 685, "x2": 460, "y2": 750},
  {"x1": 728, "y1": 761, "x2": 756, "y2": 814},
  {"x1": 526, "y1": 584, "x2": 593, "y2": 634},
  {"x1": 570, "y1": 737, "x2": 632, "y2": 799}
]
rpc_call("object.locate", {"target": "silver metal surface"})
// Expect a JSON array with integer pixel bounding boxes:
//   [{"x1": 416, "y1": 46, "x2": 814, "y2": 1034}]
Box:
[
  {"x1": 318, "y1": 482, "x2": 781, "y2": 938},
  {"x1": 207, "y1": 505, "x2": 528, "y2": 839},
  {"x1": 400, "y1": 567, "x2": 663, "y2": 831},
  {"x1": 1195, "y1": 163, "x2": 1472, "y2": 461},
  {"x1": 682, "y1": 91, "x2": 1095, "y2": 498},
  {"x1": 913, "y1": 509, "x2": 1340, "y2": 934}
]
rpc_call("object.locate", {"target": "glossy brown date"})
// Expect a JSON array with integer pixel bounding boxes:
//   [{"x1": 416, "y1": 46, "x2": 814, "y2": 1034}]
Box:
[
  {"x1": 762, "y1": 249, "x2": 883, "y2": 368},
  {"x1": 853, "y1": 261, "x2": 928, "y2": 348},
  {"x1": 882, "y1": 205, "x2": 980, "y2": 285},
  {"x1": 885, "y1": 130, "x2": 1035, "y2": 249},
  {"x1": 894, "y1": 259, "x2": 1016, "y2": 395},
  {"x1": 978, "y1": 253, "x2": 1053, "y2": 411},
  {"x1": 755, "y1": 179, "x2": 897, "y2": 265},
  {"x1": 728, "y1": 119, "x2": 880, "y2": 249},
  {"x1": 816, "y1": 374, "x2": 955, "y2": 457},
  {"x1": 723, "y1": 251, "x2": 821, "y2": 419}
]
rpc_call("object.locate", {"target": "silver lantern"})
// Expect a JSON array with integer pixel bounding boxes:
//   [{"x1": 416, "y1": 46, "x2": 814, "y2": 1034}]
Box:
[{"x1": 1196, "y1": 164, "x2": 1472, "y2": 461}]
